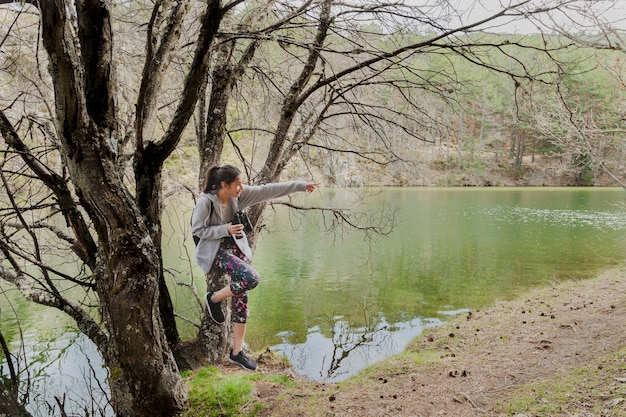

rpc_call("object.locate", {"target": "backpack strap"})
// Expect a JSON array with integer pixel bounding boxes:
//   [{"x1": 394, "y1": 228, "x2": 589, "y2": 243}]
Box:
[{"x1": 192, "y1": 195, "x2": 213, "y2": 246}]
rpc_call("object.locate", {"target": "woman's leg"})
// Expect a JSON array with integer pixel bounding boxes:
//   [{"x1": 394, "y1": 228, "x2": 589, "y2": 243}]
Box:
[
  {"x1": 229, "y1": 321, "x2": 256, "y2": 370},
  {"x1": 210, "y1": 246, "x2": 259, "y2": 309},
  {"x1": 233, "y1": 322, "x2": 246, "y2": 355},
  {"x1": 210, "y1": 285, "x2": 234, "y2": 303},
  {"x1": 209, "y1": 286, "x2": 253, "y2": 353},
  {"x1": 207, "y1": 243, "x2": 259, "y2": 367}
]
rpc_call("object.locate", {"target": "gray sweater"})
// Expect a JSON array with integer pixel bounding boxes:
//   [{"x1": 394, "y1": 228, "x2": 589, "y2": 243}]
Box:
[{"x1": 191, "y1": 181, "x2": 307, "y2": 273}]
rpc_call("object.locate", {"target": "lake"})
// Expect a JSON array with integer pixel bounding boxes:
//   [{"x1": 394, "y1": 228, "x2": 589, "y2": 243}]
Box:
[
  {"x1": 3, "y1": 187, "x2": 626, "y2": 414},
  {"x1": 239, "y1": 187, "x2": 626, "y2": 381}
]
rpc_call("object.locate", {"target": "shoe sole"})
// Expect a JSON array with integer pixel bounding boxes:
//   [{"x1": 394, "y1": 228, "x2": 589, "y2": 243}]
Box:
[
  {"x1": 205, "y1": 292, "x2": 225, "y2": 324},
  {"x1": 228, "y1": 357, "x2": 257, "y2": 371}
]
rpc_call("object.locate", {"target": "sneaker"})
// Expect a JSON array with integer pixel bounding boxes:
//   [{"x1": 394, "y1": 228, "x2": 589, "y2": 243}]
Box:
[
  {"x1": 229, "y1": 349, "x2": 258, "y2": 371},
  {"x1": 204, "y1": 292, "x2": 225, "y2": 324}
]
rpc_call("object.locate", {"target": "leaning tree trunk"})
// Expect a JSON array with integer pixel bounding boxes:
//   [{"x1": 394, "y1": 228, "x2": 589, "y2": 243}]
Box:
[
  {"x1": 39, "y1": 2, "x2": 187, "y2": 415},
  {"x1": 69, "y1": 125, "x2": 188, "y2": 416}
]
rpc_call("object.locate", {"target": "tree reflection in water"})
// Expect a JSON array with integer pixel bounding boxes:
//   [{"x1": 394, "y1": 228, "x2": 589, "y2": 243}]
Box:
[{"x1": 272, "y1": 313, "x2": 442, "y2": 382}]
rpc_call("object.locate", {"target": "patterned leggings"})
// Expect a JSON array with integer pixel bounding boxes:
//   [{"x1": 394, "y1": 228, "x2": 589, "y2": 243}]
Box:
[{"x1": 212, "y1": 238, "x2": 260, "y2": 323}]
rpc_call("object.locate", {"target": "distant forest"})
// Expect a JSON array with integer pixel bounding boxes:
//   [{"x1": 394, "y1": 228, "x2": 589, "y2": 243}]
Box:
[
  {"x1": 290, "y1": 32, "x2": 625, "y2": 187},
  {"x1": 166, "y1": 32, "x2": 625, "y2": 188}
]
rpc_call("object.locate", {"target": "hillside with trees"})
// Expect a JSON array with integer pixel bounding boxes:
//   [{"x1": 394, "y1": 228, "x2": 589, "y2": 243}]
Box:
[
  {"x1": 271, "y1": 31, "x2": 626, "y2": 188},
  {"x1": 164, "y1": 30, "x2": 625, "y2": 188},
  {"x1": 160, "y1": 29, "x2": 625, "y2": 189}
]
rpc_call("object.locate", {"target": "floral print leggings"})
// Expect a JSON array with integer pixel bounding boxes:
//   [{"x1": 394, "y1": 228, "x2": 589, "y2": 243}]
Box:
[{"x1": 212, "y1": 237, "x2": 260, "y2": 323}]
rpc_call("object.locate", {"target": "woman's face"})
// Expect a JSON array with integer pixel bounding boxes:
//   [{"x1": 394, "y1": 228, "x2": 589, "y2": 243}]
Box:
[{"x1": 223, "y1": 175, "x2": 244, "y2": 198}]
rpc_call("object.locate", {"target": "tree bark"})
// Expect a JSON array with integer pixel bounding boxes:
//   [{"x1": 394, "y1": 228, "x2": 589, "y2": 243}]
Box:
[
  {"x1": 39, "y1": 2, "x2": 188, "y2": 415},
  {"x1": 0, "y1": 380, "x2": 30, "y2": 417}
]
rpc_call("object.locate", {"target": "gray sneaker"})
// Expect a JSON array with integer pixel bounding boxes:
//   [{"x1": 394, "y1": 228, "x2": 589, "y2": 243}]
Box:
[
  {"x1": 205, "y1": 292, "x2": 225, "y2": 324},
  {"x1": 229, "y1": 349, "x2": 257, "y2": 371}
]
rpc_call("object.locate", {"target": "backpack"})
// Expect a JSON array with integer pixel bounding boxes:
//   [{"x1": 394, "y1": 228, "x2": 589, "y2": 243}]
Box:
[{"x1": 192, "y1": 197, "x2": 213, "y2": 246}]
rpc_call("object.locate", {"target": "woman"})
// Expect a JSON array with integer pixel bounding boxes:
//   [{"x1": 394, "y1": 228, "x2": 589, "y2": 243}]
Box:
[{"x1": 191, "y1": 164, "x2": 320, "y2": 370}]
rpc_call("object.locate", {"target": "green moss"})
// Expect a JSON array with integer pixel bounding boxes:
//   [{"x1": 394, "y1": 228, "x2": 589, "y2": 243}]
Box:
[
  {"x1": 183, "y1": 367, "x2": 259, "y2": 417},
  {"x1": 182, "y1": 365, "x2": 299, "y2": 417},
  {"x1": 110, "y1": 368, "x2": 122, "y2": 380},
  {"x1": 342, "y1": 349, "x2": 441, "y2": 389},
  {"x1": 407, "y1": 349, "x2": 443, "y2": 366}
]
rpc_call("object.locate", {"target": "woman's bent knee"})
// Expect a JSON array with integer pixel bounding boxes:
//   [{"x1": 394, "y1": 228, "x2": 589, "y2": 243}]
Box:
[
  {"x1": 230, "y1": 268, "x2": 260, "y2": 295},
  {"x1": 247, "y1": 270, "x2": 260, "y2": 290}
]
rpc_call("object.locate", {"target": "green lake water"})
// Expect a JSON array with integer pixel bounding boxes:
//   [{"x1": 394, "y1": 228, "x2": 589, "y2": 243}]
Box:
[
  {"x1": 3, "y1": 187, "x2": 626, "y2": 413},
  {"x1": 237, "y1": 187, "x2": 626, "y2": 381}
]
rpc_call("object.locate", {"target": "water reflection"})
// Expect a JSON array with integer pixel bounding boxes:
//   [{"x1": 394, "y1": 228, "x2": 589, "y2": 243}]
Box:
[
  {"x1": 272, "y1": 313, "x2": 442, "y2": 382},
  {"x1": 485, "y1": 206, "x2": 626, "y2": 229},
  {"x1": 1, "y1": 330, "x2": 111, "y2": 416}
]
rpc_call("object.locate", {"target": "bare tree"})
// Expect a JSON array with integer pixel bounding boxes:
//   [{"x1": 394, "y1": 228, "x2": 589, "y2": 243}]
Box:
[
  {"x1": 0, "y1": 0, "x2": 227, "y2": 414},
  {"x1": 0, "y1": 0, "x2": 623, "y2": 415}
]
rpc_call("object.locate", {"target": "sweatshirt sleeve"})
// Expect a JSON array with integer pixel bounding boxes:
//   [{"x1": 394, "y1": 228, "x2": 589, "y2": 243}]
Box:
[{"x1": 237, "y1": 181, "x2": 307, "y2": 209}]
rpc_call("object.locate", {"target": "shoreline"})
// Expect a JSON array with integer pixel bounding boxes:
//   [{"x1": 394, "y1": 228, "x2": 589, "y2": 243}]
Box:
[{"x1": 250, "y1": 266, "x2": 626, "y2": 416}]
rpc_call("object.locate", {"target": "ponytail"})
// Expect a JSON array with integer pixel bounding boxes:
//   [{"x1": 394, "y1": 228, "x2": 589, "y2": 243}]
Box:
[{"x1": 202, "y1": 164, "x2": 241, "y2": 194}]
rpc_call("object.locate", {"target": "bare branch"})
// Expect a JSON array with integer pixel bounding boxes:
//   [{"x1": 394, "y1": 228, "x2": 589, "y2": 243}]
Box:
[{"x1": 274, "y1": 200, "x2": 396, "y2": 238}]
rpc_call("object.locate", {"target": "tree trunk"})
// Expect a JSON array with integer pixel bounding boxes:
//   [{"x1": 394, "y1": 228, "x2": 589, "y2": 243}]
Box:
[
  {"x1": 39, "y1": 2, "x2": 188, "y2": 414},
  {"x1": 182, "y1": 39, "x2": 261, "y2": 365},
  {"x1": 135, "y1": 145, "x2": 182, "y2": 353},
  {"x1": 0, "y1": 380, "x2": 30, "y2": 417},
  {"x1": 77, "y1": 129, "x2": 188, "y2": 416},
  {"x1": 97, "y1": 228, "x2": 187, "y2": 416},
  {"x1": 515, "y1": 131, "x2": 526, "y2": 170}
]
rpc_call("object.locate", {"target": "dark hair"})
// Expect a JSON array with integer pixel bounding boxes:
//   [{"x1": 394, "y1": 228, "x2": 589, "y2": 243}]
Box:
[{"x1": 203, "y1": 164, "x2": 241, "y2": 194}]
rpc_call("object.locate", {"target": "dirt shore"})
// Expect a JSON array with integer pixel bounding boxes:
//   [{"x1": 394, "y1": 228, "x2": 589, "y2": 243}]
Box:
[{"x1": 249, "y1": 267, "x2": 626, "y2": 416}]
